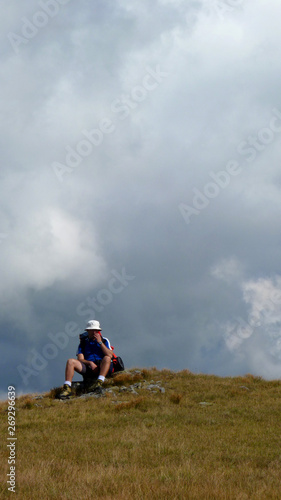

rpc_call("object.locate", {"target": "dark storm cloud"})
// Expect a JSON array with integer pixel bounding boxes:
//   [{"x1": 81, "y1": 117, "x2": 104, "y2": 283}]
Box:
[{"x1": 1, "y1": 0, "x2": 281, "y2": 396}]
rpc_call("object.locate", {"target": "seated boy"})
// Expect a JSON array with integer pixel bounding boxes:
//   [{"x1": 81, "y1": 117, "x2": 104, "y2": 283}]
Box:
[{"x1": 59, "y1": 320, "x2": 113, "y2": 399}]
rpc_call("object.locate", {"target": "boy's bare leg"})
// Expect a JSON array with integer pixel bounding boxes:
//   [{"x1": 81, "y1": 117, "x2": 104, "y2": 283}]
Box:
[
  {"x1": 99, "y1": 355, "x2": 112, "y2": 378},
  {"x1": 65, "y1": 358, "x2": 96, "y2": 382}
]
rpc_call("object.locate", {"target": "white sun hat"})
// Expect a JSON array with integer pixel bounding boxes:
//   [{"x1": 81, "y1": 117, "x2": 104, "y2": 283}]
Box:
[{"x1": 85, "y1": 320, "x2": 102, "y2": 331}]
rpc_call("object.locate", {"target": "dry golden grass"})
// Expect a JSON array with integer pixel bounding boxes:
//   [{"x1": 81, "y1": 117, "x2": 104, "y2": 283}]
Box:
[
  {"x1": 1, "y1": 368, "x2": 281, "y2": 499},
  {"x1": 169, "y1": 392, "x2": 184, "y2": 404}
]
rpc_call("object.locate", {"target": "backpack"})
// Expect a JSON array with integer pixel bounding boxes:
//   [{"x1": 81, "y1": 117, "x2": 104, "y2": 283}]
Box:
[
  {"x1": 111, "y1": 353, "x2": 125, "y2": 373},
  {"x1": 78, "y1": 332, "x2": 125, "y2": 374}
]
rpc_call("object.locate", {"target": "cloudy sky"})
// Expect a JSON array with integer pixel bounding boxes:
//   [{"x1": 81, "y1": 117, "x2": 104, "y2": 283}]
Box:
[{"x1": 2, "y1": 0, "x2": 281, "y2": 396}]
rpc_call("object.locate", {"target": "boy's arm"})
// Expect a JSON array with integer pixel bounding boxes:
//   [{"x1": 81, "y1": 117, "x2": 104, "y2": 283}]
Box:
[
  {"x1": 93, "y1": 332, "x2": 114, "y2": 359},
  {"x1": 100, "y1": 341, "x2": 114, "y2": 359},
  {"x1": 77, "y1": 352, "x2": 94, "y2": 365},
  {"x1": 77, "y1": 352, "x2": 99, "y2": 370}
]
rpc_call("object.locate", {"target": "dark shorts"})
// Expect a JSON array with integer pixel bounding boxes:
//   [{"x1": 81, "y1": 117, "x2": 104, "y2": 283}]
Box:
[{"x1": 83, "y1": 360, "x2": 114, "y2": 379}]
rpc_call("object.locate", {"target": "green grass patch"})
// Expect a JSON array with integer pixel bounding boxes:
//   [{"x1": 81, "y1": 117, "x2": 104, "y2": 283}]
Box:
[{"x1": 1, "y1": 368, "x2": 281, "y2": 499}]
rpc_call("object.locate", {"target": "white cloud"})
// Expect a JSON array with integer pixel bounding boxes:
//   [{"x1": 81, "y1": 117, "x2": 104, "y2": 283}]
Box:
[
  {"x1": 210, "y1": 257, "x2": 244, "y2": 284},
  {"x1": 0, "y1": 204, "x2": 106, "y2": 296},
  {"x1": 223, "y1": 275, "x2": 281, "y2": 376}
]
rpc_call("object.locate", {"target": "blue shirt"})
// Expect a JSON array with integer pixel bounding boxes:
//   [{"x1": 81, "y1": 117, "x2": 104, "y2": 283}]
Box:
[{"x1": 77, "y1": 335, "x2": 111, "y2": 364}]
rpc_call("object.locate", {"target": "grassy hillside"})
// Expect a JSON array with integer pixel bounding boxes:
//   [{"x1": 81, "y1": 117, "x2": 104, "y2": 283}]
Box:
[{"x1": 1, "y1": 368, "x2": 281, "y2": 499}]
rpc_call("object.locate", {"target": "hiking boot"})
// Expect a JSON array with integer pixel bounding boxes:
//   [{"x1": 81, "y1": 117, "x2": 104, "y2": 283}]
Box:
[
  {"x1": 93, "y1": 380, "x2": 105, "y2": 395},
  {"x1": 86, "y1": 380, "x2": 98, "y2": 392},
  {"x1": 87, "y1": 380, "x2": 105, "y2": 394},
  {"x1": 59, "y1": 384, "x2": 72, "y2": 399}
]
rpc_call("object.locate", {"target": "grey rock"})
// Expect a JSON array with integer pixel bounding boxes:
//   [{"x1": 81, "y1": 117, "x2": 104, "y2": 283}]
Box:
[
  {"x1": 119, "y1": 386, "x2": 129, "y2": 392},
  {"x1": 146, "y1": 384, "x2": 163, "y2": 391},
  {"x1": 129, "y1": 388, "x2": 139, "y2": 395}
]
